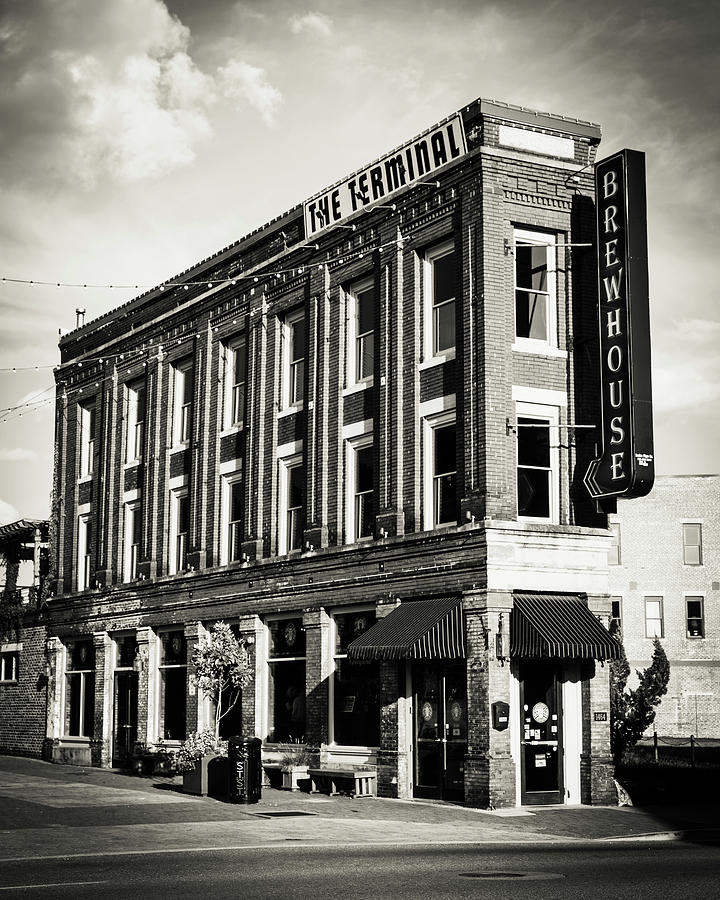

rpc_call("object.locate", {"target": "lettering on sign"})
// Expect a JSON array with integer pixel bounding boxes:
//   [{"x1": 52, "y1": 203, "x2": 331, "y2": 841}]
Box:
[
  {"x1": 593, "y1": 712, "x2": 609, "y2": 722},
  {"x1": 584, "y1": 149, "x2": 655, "y2": 502},
  {"x1": 303, "y1": 114, "x2": 467, "y2": 237}
]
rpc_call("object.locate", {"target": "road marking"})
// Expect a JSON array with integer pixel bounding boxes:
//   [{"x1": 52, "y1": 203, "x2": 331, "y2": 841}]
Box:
[{"x1": 0, "y1": 882, "x2": 106, "y2": 891}]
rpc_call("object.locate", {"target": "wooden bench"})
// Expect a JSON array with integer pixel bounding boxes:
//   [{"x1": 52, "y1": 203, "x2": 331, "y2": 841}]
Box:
[{"x1": 308, "y1": 767, "x2": 377, "y2": 798}]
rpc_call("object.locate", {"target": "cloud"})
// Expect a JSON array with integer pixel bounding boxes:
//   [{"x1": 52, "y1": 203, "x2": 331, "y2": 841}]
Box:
[
  {"x1": 653, "y1": 318, "x2": 720, "y2": 414},
  {"x1": 0, "y1": 448, "x2": 38, "y2": 462},
  {"x1": 0, "y1": 499, "x2": 20, "y2": 526},
  {"x1": 289, "y1": 11, "x2": 333, "y2": 38},
  {"x1": 218, "y1": 60, "x2": 283, "y2": 126}
]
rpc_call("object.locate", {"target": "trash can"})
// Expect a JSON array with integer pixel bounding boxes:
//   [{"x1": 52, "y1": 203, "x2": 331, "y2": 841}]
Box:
[{"x1": 227, "y1": 736, "x2": 262, "y2": 804}]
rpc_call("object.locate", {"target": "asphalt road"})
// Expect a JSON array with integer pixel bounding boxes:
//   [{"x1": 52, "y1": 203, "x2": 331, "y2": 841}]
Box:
[{"x1": 1, "y1": 842, "x2": 719, "y2": 899}]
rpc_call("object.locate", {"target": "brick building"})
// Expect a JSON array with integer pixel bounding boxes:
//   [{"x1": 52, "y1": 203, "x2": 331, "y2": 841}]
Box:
[
  {"x1": 609, "y1": 475, "x2": 720, "y2": 738},
  {"x1": 43, "y1": 97, "x2": 627, "y2": 807},
  {"x1": 0, "y1": 519, "x2": 50, "y2": 757}
]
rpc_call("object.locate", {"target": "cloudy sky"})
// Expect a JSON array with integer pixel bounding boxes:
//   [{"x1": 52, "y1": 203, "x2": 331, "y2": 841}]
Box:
[{"x1": 0, "y1": 0, "x2": 718, "y2": 523}]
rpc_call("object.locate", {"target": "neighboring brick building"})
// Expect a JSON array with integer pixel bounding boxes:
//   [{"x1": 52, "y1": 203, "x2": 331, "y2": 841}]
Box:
[
  {"x1": 0, "y1": 519, "x2": 50, "y2": 758},
  {"x1": 43, "y1": 96, "x2": 629, "y2": 807},
  {"x1": 609, "y1": 475, "x2": 720, "y2": 738}
]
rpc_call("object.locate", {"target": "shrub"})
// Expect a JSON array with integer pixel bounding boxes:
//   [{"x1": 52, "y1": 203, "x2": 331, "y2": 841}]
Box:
[{"x1": 176, "y1": 729, "x2": 228, "y2": 773}]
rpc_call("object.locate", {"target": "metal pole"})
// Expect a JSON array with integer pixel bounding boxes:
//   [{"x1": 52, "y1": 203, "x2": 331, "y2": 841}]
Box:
[
  {"x1": 653, "y1": 729, "x2": 658, "y2": 763},
  {"x1": 690, "y1": 734, "x2": 696, "y2": 769}
]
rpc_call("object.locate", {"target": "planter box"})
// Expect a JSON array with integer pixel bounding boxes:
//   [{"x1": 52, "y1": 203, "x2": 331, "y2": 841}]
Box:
[
  {"x1": 182, "y1": 754, "x2": 229, "y2": 797},
  {"x1": 282, "y1": 765, "x2": 310, "y2": 792}
]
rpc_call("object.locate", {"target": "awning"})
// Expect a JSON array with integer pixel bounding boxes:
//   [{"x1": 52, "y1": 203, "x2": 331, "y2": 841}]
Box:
[
  {"x1": 346, "y1": 597, "x2": 466, "y2": 661},
  {"x1": 511, "y1": 593, "x2": 621, "y2": 661}
]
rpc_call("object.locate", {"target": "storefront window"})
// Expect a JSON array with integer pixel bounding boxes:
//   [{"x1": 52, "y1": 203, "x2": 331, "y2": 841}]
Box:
[
  {"x1": 267, "y1": 617, "x2": 306, "y2": 742},
  {"x1": 159, "y1": 631, "x2": 187, "y2": 740},
  {"x1": 65, "y1": 640, "x2": 95, "y2": 738},
  {"x1": 332, "y1": 610, "x2": 381, "y2": 747}
]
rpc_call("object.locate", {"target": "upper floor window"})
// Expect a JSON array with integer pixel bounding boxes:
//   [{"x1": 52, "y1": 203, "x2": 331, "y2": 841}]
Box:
[
  {"x1": 686, "y1": 596, "x2": 705, "y2": 638},
  {"x1": 516, "y1": 403, "x2": 559, "y2": 523},
  {"x1": 126, "y1": 380, "x2": 146, "y2": 463},
  {"x1": 77, "y1": 515, "x2": 92, "y2": 591},
  {"x1": 279, "y1": 457, "x2": 303, "y2": 553},
  {"x1": 172, "y1": 359, "x2": 193, "y2": 445},
  {"x1": 221, "y1": 473, "x2": 243, "y2": 565},
  {"x1": 423, "y1": 411, "x2": 457, "y2": 529},
  {"x1": 169, "y1": 489, "x2": 189, "y2": 574},
  {"x1": 0, "y1": 651, "x2": 18, "y2": 682},
  {"x1": 347, "y1": 278, "x2": 375, "y2": 386},
  {"x1": 123, "y1": 502, "x2": 141, "y2": 582},
  {"x1": 78, "y1": 400, "x2": 95, "y2": 477},
  {"x1": 425, "y1": 241, "x2": 456, "y2": 359},
  {"x1": 608, "y1": 522, "x2": 621, "y2": 566},
  {"x1": 644, "y1": 596, "x2": 664, "y2": 639},
  {"x1": 346, "y1": 437, "x2": 374, "y2": 543},
  {"x1": 223, "y1": 335, "x2": 247, "y2": 429},
  {"x1": 610, "y1": 597, "x2": 622, "y2": 636},
  {"x1": 282, "y1": 309, "x2": 305, "y2": 409},
  {"x1": 514, "y1": 229, "x2": 557, "y2": 350},
  {"x1": 683, "y1": 523, "x2": 703, "y2": 566}
]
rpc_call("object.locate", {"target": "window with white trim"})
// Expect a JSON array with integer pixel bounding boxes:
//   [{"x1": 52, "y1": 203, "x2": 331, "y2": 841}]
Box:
[
  {"x1": 644, "y1": 596, "x2": 664, "y2": 639},
  {"x1": 423, "y1": 411, "x2": 457, "y2": 529},
  {"x1": 345, "y1": 435, "x2": 374, "y2": 543},
  {"x1": 78, "y1": 400, "x2": 95, "y2": 477},
  {"x1": 686, "y1": 596, "x2": 705, "y2": 638},
  {"x1": 278, "y1": 456, "x2": 303, "y2": 554},
  {"x1": 123, "y1": 502, "x2": 141, "y2": 582},
  {"x1": 169, "y1": 489, "x2": 189, "y2": 574},
  {"x1": 516, "y1": 402, "x2": 559, "y2": 523},
  {"x1": 425, "y1": 241, "x2": 456, "y2": 359},
  {"x1": 65, "y1": 640, "x2": 95, "y2": 738},
  {"x1": 222, "y1": 335, "x2": 247, "y2": 429},
  {"x1": 158, "y1": 630, "x2": 187, "y2": 741},
  {"x1": 610, "y1": 597, "x2": 622, "y2": 636},
  {"x1": 346, "y1": 278, "x2": 375, "y2": 386},
  {"x1": 683, "y1": 523, "x2": 703, "y2": 566},
  {"x1": 221, "y1": 473, "x2": 243, "y2": 565},
  {"x1": 267, "y1": 617, "x2": 306, "y2": 742},
  {"x1": 126, "y1": 379, "x2": 146, "y2": 463},
  {"x1": 0, "y1": 651, "x2": 18, "y2": 682},
  {"x1": 514, "y1": 229, "x2": 557, "y2": 349},
  {"x1": 77, "y1": 514, "x2": 92, "y2": 591},
  {"x1": 282, "y1": 309, "x2": 305, "y2": 409},
  {"x1": 172, "y1": 359, "x2": 193, "y2": 445},
  {"x1": 608, "y1": 522, "x2": 621, "y2": 565},
  {"x1": 331, "y1": 609, "x2": 380, "y2": 746}
]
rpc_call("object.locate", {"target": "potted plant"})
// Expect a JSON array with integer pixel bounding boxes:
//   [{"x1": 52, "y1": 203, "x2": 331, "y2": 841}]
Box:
[
  {"x1": 280, "y1": 745, "x2": 312, "y2": 791},
  {"x1": 177, "y1": 622, "x2": 253, "y2": 796}
]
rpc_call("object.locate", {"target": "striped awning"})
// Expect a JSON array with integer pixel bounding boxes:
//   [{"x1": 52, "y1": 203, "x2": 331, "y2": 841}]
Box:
[
  {"x1": 511, "y1": 593, "x2": 621, "y2": 661},
  {"x1": 346, "y1": 597, "x2": 466, "y2": 661}
]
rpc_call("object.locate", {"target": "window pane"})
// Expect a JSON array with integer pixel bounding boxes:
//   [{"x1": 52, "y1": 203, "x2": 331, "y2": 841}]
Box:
[
  {"x1": 357, "y1": 332, "x2": 374, "y2": 381},
  {"x1": 435, "y1": 472, "x2": 457, "y2": 524},
  {"x1": 333, "y1": 659, "x2": 381, "y2": 746},
  {"x1": 516, "y1": 243, "x2": 548, "y2": 292},
  {"x1": 269, "y1": 618, "x2": 306, "y2": 658},
  {"x1": 288, "y1": 466, "x2": 303, "y2": 509},
  {"x1": 356, "y1": 446, "x2": 373, "y2": 492},
  {"x1": 434, "y1": 299, "x2": 455, "y2": 353},
  {"x1": 434, "y1": 424, "x2": 455, "y2": 476},
  {"x1": 518, "y1": 418, "x2": 550, "y2": 467},
  {"x1": 357, "y1": 287, "x2": 374, "y2": 335},
  {"x1": 516, "y1": 290, "x2": 548, "y2": 340},
  {"x1": 686, "y1": 597, "x2": 704, "y2": 637},
  {"x1": 683, "y1": 524, "x2": 702, "y2": 565},
  {"x1": 230, "y1": 481, "x2": 243, "y2": 522},
  {"x1": 161, "y1": 667, "x2": 187, "y2": 740},
  {"x1": 136, "y1": 385, "x2": 146, "y2": 422},
  {"x1": 291, "y1": 362, "x2": 304, "y2": 404},
  {"x1": 291, "y1": 318, "x2": 305, "y2": 363},
  {"x1": 334, "y1": 611, "x2": 377, "y2": 654},
  {"x1": 433, "y1": 251, "x2": 456, "y2": 304},
  {"x1": 517, "y1": 468, "x2": 550, "y2": 518},
  {"x1": 233, "y1": 341, "x2": 246, "y2": 384},
  {"x1": 268, "y1": 659, "x2": 305, "y2": 742}
]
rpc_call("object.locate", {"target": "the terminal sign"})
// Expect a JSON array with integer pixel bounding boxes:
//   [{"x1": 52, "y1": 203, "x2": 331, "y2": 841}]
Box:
[
  {"x1": 584, "y1": 149, "x2": 654, "y2": 502},
  {"x1": 303, "y1": 114, "x2": 467, "y2": 237}
]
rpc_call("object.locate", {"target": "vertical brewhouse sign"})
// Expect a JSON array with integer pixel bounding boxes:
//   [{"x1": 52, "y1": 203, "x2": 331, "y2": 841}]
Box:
[{"x1": 584, "y1": 149, "x2": 654, "y2": 501}]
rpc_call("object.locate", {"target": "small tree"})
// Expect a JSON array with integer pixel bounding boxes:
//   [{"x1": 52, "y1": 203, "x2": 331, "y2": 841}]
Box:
[
  {"x1": 191, "y1": 621, "x2": 252, "y2": 739},
  {"x1": 610, "y1": 632, "x2": 670, "y2": 764}
]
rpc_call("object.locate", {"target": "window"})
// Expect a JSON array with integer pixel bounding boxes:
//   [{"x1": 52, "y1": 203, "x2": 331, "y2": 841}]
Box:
[
  {"x1": 0, "y1": 651, "x2": 18, "y2": 682},
  {"x1": 514, "y1": 229, "x2": 556, "y2": 348},
  {"x1": 169, "y1": 490, "x2": 189, "y2": 574},
  {"x1": 283, "y1": 309, "x2": 305, "y2": 408},
  {"x1": 331, "y1": 610, "x2": 380, "y2": 746},
  {"x1": 223, "y1": 335, "x2": 247, "y2": 429},
  {"x1": 644, "y1": 596, "x2": 664, "y2": 639},
  {"x1": 686, "y1": 596, "x2": 705, "y2": 638},
  {"x1": 608, "y1": 523, "x2": 621, "y2": 566},
  {"x1": 267, "y1": 617, "x2": 306, "y2": 742},
  {"x1": 279, "y1": 457, "x2": 303, "y2": 554},
  {"x1": 683, "y1": 523, "x2": 703, "y2": 566},
  {"x1": 158, "y1": 631, "x2": 187, "y2": 741},
  {"x1": 126, "y1": 380, "x2": 146, "y2": 463},
  {"x1": 610, "y1": 597, "x2": 622, "y2": 636},
  {"x1": 123, "y1": 502, "x2": 141, "y2": 582},
  {"x1": 172, "y1": 359, "x2": 193, "y2": 445},
  {"x1": 346, "y1": 437, "x2": 374, "y2": 543},
  {"x1": 347, "y1": 278, "x2": 375, "y2": 385},
  {"x1": 65, "y1": 640, "x2": 95, "y2": 738},
  {"x1": 432, "y1": 422, "x2": 457, "y2": 527},
  {"x1": 516, "y1": 404, "x2": 559, "y2": 522},
  {"x1": 77, "y1": 515, "x2": 92, "y2": 591},
  {"x1": 78, "y1": 400, "x2": 95, "y2": 477},
  {"x1": 221, "y1": 474, "x2": 243, "y2": 565},
  {"x1": 426, "y1": 241, "x2": 456, "y2": 358}
]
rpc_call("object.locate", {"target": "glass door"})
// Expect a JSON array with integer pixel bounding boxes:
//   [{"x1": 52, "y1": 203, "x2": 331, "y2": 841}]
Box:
[
  {"x1": 519, "y1": 661, "x2": 563, "y2": 804},
  {"x1": 413, "y1": 662, "x2": 466, "y2": 801},
  {"x1": 113, "y1": 671, "x2": 138, "y2": 767}
]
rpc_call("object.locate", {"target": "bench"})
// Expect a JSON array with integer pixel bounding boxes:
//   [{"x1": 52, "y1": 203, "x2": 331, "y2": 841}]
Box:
[{"x1": 308, "y1": 767, "x2": 377, "y2": 798}]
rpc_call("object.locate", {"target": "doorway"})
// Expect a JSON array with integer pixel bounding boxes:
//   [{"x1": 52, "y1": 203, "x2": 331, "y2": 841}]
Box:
[
  {"x1": 112, "y1": 671, "x2": 138, "y2": 767},
  {"x1": 413, "y1": 661, "x2": 467, "y2": 801},
  {"x1": 519, "y1": 661, "x2": 563, "y2": 805}
]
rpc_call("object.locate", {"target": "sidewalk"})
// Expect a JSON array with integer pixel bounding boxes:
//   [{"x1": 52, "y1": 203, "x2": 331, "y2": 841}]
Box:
[{"x1": 0, "y1": 754, "x2": 717, "y2": 862}]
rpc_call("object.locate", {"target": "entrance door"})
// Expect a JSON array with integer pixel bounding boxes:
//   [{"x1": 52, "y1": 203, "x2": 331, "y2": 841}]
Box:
[
  {"x1": 519, "y1": 661, "x2": 563, "y2": 805},
  {"x1": 413, "y1": 662, "x2": 467, "y2": 801},
  {"x1": 113, "y1": 671, "x2": 138, "y2": 767}
]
